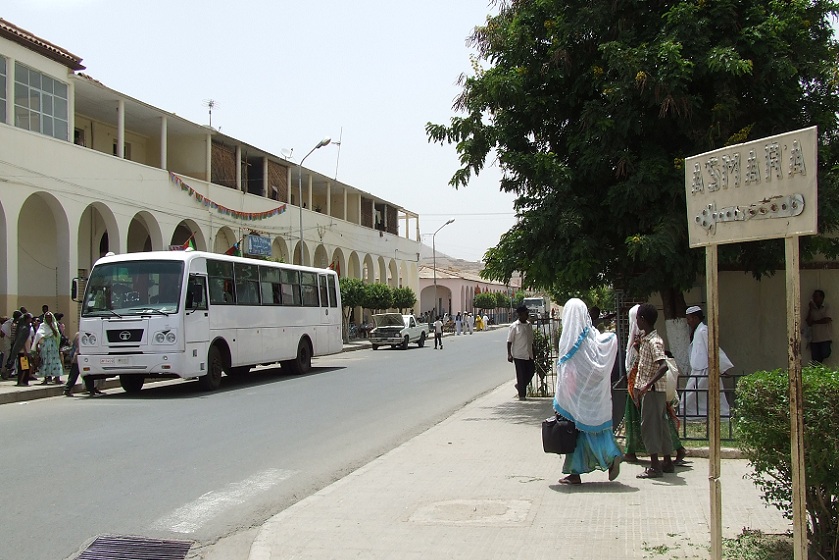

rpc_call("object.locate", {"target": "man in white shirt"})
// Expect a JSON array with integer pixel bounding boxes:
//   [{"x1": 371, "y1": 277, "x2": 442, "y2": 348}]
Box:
[
  {"x1": 433, "y1": 316, "x2": 444, "y2": 350},
  {"x1": 507, "y1": 305, "x2": 535, "y2": 400}
]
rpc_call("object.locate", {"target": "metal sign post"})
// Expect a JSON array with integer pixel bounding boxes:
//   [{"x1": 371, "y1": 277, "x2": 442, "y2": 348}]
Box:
[{"x1": 686, "y1": 126, "x2": 817, "y2": 560}]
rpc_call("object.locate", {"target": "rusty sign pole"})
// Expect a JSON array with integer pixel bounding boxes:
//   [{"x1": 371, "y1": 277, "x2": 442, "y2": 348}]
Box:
[
  {"x1": 786, "y1": 236, "x2": 808, "y2": 560},
  {"x1": 706, "y1": 244, "x2": 722, "y2": 560}
]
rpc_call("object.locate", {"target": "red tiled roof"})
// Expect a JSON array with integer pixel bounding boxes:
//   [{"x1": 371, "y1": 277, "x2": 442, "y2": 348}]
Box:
[{"x1": 0, "y1": 18, "x2": 85, "y2": 71}]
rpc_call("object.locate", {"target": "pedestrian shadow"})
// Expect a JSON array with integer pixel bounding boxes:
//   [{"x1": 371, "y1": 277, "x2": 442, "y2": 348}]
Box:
[
  {"x1": 473, "y1": 397, "x2": 556, "y2": 426},
  {"x1": 548, "y1": 481, "x2": 640, "y2": 493}
]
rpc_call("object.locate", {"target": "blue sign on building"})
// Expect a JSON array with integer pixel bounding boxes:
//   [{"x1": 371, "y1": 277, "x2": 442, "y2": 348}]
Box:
[{"x1": 245, "y1": 235, "x2": 272, "y2": 257}]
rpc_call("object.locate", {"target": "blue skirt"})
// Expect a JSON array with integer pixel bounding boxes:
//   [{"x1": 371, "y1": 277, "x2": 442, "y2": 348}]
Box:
[{"x1": 562, "y1": 428, "x2": 622, "y2": 475}]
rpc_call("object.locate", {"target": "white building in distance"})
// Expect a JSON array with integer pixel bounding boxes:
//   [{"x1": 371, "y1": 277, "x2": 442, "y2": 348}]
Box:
[{"x1": 0, "y1": 18, "x2": 422, "y2": 332}]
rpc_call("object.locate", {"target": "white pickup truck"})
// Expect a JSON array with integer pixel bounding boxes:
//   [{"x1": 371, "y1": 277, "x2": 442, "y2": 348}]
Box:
[{"x1": 369, "y1": 313, "x2": 427, "y2": 350}]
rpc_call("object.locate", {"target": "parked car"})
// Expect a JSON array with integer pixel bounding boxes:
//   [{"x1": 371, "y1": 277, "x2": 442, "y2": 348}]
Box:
[{"x1": 369, "y1": 313, "x2": 427, "y2": 350}]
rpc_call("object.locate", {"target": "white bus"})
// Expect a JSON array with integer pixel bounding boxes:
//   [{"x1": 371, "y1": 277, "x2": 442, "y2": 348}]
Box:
[{"x1": 74, "y1": 250, "x2": 342, "y2": 393}]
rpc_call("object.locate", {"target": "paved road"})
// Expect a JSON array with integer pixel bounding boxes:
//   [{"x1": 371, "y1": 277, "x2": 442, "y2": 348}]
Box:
[{"x1": 0, "y1": 329, "x2": 511, "y2": 560}]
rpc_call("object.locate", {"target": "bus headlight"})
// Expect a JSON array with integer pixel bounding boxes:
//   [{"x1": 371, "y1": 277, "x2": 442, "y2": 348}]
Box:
[
  {"x1": 154, "y1": 330, "x2": 177, "y2": 344},
  {"x1": 80, "y1": 333, "x2": 97, "y2": 345}
]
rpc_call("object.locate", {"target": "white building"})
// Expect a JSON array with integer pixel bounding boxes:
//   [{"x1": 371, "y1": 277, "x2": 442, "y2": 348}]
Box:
[{"x1": 0, "y1": 18, "x2": 422, "y2": 332}]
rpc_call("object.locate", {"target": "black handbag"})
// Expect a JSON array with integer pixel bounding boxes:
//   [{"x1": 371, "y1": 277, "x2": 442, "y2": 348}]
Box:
[{"x1": 541, "y1": 414, "x2": 579, "y2": 454}]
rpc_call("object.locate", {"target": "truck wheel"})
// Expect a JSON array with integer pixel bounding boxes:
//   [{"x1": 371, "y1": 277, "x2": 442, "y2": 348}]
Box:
[
  {"x1": 199, "y1": 346, "x2": 224, "y2": 391},
  {"x1": 119, "y1": 375, "x2": 144, "y2": 393},
  {"x1": 417, "y1": 332, "x2": 426, "y2": 348},
  {"x1": 401, "y1": 335, "x2": 409, "y2": 350},
  {"x1": 371, "y1": 344, "x2": 379, "y2": 350}
]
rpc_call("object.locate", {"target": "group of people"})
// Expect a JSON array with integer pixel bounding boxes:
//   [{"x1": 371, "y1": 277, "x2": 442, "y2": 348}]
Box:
[
  {"x1": 0, "y1": 305, "x2": 67, "y2": 387},
  {"x1": 0, "y1": 305, "x2": 102, "y2": 396},
  {"x1": 507, "y1": 297, "x2": 748, "y2": 484}
]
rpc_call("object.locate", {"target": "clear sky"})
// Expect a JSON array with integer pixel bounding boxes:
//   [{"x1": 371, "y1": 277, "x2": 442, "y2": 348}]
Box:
[{"x1": 4, "y1": 0, "x2": 517, "y2": 262}]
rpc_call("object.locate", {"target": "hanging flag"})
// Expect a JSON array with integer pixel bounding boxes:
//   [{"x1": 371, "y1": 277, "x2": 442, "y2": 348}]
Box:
[{"x1": 225, "y1": 242, "x2": 241, "y2": 256}]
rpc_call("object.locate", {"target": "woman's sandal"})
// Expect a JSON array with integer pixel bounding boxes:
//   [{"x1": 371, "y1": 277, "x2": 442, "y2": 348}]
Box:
[
  {"x1": 558, "y1": 475, "x2": 581, "y2": 485},
  {"x1": 636, "y1": 468, "x2": 663, "y2": 479}
]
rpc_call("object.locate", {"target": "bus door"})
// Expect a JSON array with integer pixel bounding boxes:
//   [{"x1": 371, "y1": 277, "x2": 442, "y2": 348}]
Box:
[
  {"x1": 318, "y1": 273, "x2": 332, "y2": 351},
  {"x1": 318, "y1": 273, "x2": 339, "y2": 353},
  {"x1": 184, "y1": 274, "x2": 210, "y2": 344}
]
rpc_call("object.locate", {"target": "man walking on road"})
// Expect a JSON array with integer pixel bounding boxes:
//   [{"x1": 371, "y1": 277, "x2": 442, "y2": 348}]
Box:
[
  {"x1": 433, "y1": 316, "x2": 444, "y2": 350},
  {"x1": 507, "y1": 305, "x2": 535, "y2": 400}
]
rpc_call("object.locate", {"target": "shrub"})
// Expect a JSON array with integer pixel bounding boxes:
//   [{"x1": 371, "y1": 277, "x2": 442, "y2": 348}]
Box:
[{"x1": 735, "y1": 365, "x2": 839, "y2": 559}]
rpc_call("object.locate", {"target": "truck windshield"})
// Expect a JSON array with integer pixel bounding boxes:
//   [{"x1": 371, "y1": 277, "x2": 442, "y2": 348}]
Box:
[{"x1": 82, "y1": 261, "x2": 185, "y2": 317}]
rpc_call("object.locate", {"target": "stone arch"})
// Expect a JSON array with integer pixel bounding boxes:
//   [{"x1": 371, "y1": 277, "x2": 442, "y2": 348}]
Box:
[
  {"x1": 313, "y1": 245, "x2": 329, "y2": 269},
  {"x1": 388, "y1": 259, "x2": 399, "y2": 287},
  {"x1": 127, "y1": 211, "x2": 163, "y2": 253},
  {"x1": 330, "y1": 248, "x2": 347, "y2": 278},
  {"x1": 347, "y1": 252, "x2": 361, "y2": 280},
  {"x1": 293, "y1": 240, "x2": 310, "y2": 266},
  {"x1": 272, "y1": 237, "x2": 290, "y2": 263},
  {"x1": 20, "y1": 192, "x2": 71, "y2": 312},
  {"x1": 78, "y1": 201, "x2": 120, "y2": 274},
  {"x1": 171, "y1": 220, "x2": 206, "y2": 251},
  {"x1": 213, "y1": 226, "x2": 237, "y2": 254},
  {"x1": 376, "y1": 256, "x2": 387, "y2": 284},
  {"x1": 362, "y1": 254, "x2": 376, "y2": 283}
]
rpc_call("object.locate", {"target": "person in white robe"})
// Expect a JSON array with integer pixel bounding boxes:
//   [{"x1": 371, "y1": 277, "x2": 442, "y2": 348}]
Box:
[{"x1": 681, "y1": 305, "x2": 733, "y2": 418}]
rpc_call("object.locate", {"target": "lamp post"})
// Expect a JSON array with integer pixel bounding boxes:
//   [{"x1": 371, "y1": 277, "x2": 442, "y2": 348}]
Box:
[
  {"x1": 298, "y1": 137, "x2": 331, "y2": 266},
  {"x1": 432, "y1": 219, "x2": 455, "y2": 317}
]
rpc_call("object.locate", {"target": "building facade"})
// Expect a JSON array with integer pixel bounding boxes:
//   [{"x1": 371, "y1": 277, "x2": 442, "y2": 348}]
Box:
[{"x1": 0, "y1": 19, "x2": 422, "y2": 332}]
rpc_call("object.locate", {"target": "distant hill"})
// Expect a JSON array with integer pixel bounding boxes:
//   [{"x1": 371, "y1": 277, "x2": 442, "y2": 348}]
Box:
[{"x1": 418, "y1": 244, "x2": 485, "y2": 276}]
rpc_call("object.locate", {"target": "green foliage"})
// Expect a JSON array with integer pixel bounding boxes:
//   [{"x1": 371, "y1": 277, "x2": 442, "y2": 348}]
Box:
[
  {"x1": 533, "y1": 329, "x2": 553, "y2": 391},
  {"x1": 339, "y1": 277, "x2": 367, "y2": 340},
  {"x1": 473, "y1": 292, "x2": 497, "y2": 310},
  {"x1": 391, "y1": 286, "x2": 417, "y2": 313},
  {"x1": 362, "y1": 283, "x2": 393, "y2": 313},
  {"x1": 430, "y1": 0, "x2": 839, "y2": 310},
  {"x1": 339, "y1": 277, "x2": 366, "y2": 311},
  {"x1": 493, "y1": 290, "x2": 510, "y2": 310},
  {"x1": 735, "y1": 365, "x2": 839, "y2": 559},
  {"x1": 511, "y1": 290, "x2": 525, "y2": 309}
]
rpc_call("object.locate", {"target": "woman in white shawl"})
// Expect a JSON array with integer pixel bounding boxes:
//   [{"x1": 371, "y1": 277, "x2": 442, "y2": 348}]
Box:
[
  {"x1": 553, "y1": 299, "x2": 622, "y2": 484},
  {"x1": 33, "y1": 312, "x2": 63, "y2": 385}
]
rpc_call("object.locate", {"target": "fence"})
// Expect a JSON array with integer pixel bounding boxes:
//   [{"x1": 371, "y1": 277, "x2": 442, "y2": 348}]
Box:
[{"x1": 526, "y1": 305, "x2": 742, "y2": 442}]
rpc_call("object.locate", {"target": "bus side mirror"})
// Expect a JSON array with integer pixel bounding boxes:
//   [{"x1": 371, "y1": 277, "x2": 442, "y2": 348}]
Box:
[{"x1": 71, "y1": 278, "x2": 80, "y2": 301}]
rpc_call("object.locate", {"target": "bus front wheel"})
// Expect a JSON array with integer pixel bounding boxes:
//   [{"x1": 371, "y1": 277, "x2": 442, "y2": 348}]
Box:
[
  {"x1": 199, "y1": 347, "x2": 224, "y2": 391},
  {"x1": 284, "y1": 339, "x2": 312, "y2": 375},
  {"x1": 119, "y1": 375, "x2": 144, "y2": 393}
]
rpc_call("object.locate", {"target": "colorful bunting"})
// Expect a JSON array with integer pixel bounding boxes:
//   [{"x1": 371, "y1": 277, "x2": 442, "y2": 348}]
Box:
[{"x1": 169, "y1": 172, "x2": 287, "y2": 221}]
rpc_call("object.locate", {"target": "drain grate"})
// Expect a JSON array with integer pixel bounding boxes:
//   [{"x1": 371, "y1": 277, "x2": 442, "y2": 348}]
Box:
[{"x1": 77, "y1": 535, "x2": 192, "y2": 560}]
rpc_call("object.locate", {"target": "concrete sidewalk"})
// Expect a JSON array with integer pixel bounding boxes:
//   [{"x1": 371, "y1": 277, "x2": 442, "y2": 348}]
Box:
[{"x1": 247, "y1": 382, "x2": 790, "y2": 560}]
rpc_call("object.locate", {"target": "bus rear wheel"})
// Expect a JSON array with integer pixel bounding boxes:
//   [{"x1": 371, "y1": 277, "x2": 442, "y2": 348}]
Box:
[
  {"x1": 284, "y1": 339, "x2": 312, "y2": 375},
  {"x1": 199, "y1": 346, "x2": 224, "y2": 391},
  {"x1": 119, "y1": 375, "x2": 144, "y2": 393}
]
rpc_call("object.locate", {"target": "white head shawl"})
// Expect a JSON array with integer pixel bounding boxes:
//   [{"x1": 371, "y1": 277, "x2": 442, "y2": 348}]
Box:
[
  {"x1": 625, "y1": 304, "x2": 641, "y2": 371},
  {"x1": 553, "y1": 298, "x2": 618, "y2": 432}
]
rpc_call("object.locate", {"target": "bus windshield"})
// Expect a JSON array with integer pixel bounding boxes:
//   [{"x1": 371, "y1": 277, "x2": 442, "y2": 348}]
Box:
[{"x1": 82, "y1": 260, "x2": 185, "y2": 317}]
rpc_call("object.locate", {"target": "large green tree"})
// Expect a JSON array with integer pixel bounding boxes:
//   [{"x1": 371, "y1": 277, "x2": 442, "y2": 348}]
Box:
[{"x1": 427, "y1": 0, "x2": 839, "y2": 317}]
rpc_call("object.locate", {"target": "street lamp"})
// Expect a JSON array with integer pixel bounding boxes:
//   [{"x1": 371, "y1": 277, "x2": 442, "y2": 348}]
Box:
[
  {"x1": 298, "y1": 136, "x2": 331, "y2": 266},
  {"x1": 432, "y1": 218, "x2": 455, "y2": 317}
]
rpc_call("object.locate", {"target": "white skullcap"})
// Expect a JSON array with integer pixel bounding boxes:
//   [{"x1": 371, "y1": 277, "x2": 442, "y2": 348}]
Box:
[{"x1": 686, "y1": 305, "x2": 702, "y2": 315}]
